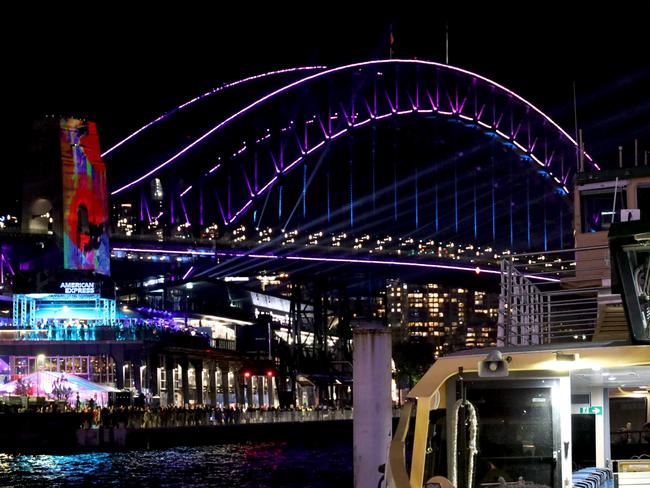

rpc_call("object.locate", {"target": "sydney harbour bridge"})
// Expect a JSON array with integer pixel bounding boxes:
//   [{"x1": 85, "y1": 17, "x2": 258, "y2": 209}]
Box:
[
  {"x1": 0, "y1": 57, "x2": 605, "y2": 415},
  {"x1": 101, "y1": 59, "x2": 594, "y2": 287}
]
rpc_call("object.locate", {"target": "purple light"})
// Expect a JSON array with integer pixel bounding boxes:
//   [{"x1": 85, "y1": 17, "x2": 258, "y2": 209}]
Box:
[
  {"x1": 111, "y1": 59, "x2": 596, "y2": 196},
  {"x1": 216, "y1": 251, "x2": 246, "y2": 257},
  {"x1": 101, "y1": 66, "x2": 326, "y2": 158},
  {"x1": 182, "y1": 266, "x2": 195, "y2": 280},
  {"x1": 1, "y1": 254, "x2": 15, "y2": 276},
  {"x1": 215, "y1": 191, "x2": 227, "y2": 223},
  {"x1": 258, "y1": 176, "x2": 278, "y2": 196},
  {"x1": 286, "y1": 255, "x2": 503, "y2": 275},
  {"x1": 284, "y1": 256, "x2": 558, "y2": 282},
  {"x1": 242, "y1": 169, "x2": 253, "y2": 196},
  {"x1": 228, "y1": 199, "x2": 253, "y2": 224},
  {"x1": 112, "y1": 247, "x2": 214, "y2": 256},
  {"x1": 197, "y1": 252, "x2": 559, "y2": 283},
  {"x1": 180, "y1": 196, "x2": 190, "y2": 224},
  {"x1": 306, "y1": 140, "x2": 325, "y2": 155},
  {"x1": 283, "y1": 155, "x2": 304, "y2": 173},
  {"x1": 330, "y1": 128, "x2": 347, "y2": 140}
]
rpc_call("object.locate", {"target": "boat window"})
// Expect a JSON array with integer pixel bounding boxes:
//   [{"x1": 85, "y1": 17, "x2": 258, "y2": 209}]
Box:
[{"x1": 581, "y1": 188, "x2": 626, "y2": 232}]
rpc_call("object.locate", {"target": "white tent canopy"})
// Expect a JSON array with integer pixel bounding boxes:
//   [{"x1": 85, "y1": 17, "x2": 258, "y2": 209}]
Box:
[{"x1": 0, "y1": 371, "x2": 118, "y2": 406}]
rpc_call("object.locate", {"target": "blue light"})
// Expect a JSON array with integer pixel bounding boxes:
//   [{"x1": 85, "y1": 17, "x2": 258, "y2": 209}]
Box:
[
  {"x1": 303, "y1": 165, "x2": 307, "y2": 218},
  {"x1": 510, "y1": 199, "x2": 514, "y2": 247},
  {"x1": 393, "y1": 163, "x2": 398, "y2": 222},
  {"x1": 454, "y1": 167, "x2": 458, "y2": 232},
  {"x1": 372, "y1": 128, "x2": 377, "y2": 213},
  {"x1": 491, "y1": 175, "x2": 496, "y2": 241},
  {"x1": 527, "y1": 178, "x2": 531, "y2": 248},
  {"x1": 542, "y1": 195, "x2": 548, "y2": 251},
  {"x1": 415, "y1": 166, "x2": 419, "y2": 228},
  {"x1": 435, "y1": 178, "x2": 439, "y2": 232},
  {"x1": 349, "y1": 158, "x2": 354, "y2": 228},
  {"x1": 473, "y1": 178, "x2": 477, "y2": 239},
  {"x1": 560, "y1": 208, "x2": 564, "y2": 249},
  {"x1": 327, "y1": 172, "x2": 331, "y2": 224}
]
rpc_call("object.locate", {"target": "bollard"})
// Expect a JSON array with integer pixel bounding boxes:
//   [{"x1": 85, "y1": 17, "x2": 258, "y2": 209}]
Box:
[{"x1": 353, "y1": 324, "x2": 392, "y2": 488}]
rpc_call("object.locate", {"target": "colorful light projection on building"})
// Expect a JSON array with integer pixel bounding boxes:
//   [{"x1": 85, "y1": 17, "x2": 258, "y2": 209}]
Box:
[{"x1": 60, "y1": 118, "x2": 110, "y2": 276}]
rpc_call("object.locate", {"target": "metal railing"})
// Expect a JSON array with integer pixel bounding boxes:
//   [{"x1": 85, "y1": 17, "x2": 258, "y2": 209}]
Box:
[
  {"x1": 0, "y1": 325, "x2": 216, "y2": 349},
  {"x1": 498, "y1": 245, "x2": 619, "y2": 346}
]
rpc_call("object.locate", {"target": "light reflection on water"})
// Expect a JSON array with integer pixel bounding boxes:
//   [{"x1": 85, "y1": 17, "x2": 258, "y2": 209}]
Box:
[{"x1": 0, "y1": 441, "x2": 352, "y2": 487}]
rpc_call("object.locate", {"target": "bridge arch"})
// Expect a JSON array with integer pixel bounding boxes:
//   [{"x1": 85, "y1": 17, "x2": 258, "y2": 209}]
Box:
[{"x1": 108, "y1": 59, "x2": 596, "y2": 251}]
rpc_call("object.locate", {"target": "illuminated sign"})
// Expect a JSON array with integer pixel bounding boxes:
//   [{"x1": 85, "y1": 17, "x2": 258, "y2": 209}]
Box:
[
  {"x1": 59, "y1": 282, "x2": 97, "y2": 294},
  {"x1": 578, "y1": 406, "x2": 602, "y2": 415},
  {"x1": 60, "y1": 118, "x2": 111, "y2": 276}
]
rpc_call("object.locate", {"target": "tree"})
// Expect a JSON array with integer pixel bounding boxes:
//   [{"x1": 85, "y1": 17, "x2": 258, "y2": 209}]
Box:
[{"x1": 392, "y1": 339, "x2": 436, "y2": 390}]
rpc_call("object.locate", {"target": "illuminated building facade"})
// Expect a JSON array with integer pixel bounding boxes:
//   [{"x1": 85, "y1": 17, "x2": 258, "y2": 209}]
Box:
[
  {"x1": 384, "y1": 279, "x2": 498, "y2": 353},
  {"x1": 114, "y1": 203, "x2": 136, "y2": 236}
]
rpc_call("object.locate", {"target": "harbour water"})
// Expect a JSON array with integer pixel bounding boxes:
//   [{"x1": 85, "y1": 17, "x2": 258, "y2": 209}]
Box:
[{"x1": 0, "y1": 440, "x2": 352, "y2": 487}]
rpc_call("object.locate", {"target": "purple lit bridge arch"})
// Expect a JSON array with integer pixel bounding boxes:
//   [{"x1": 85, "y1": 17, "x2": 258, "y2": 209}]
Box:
[
  {"x1": 107, "y1": 59, "x2": 598, "y2": 251},
  {"x1": 101, "y1": 65, "x2": 327, "y2": 159}
]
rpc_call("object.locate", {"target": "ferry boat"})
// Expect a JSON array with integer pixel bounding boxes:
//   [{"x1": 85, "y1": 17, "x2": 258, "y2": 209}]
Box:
[{"x1": 388, "y1": 166, "x2": 650, "y2": 488}]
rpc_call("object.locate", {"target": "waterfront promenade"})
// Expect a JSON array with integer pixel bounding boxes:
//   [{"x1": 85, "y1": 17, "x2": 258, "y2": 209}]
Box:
[{"x1": 0, "y1": 405, "x2": 378, "y2": 453}]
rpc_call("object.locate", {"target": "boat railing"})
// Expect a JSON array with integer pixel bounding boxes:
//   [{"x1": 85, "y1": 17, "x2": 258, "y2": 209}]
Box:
[{"x1": 498, "y1": 245, "x2": 619, "y2": 346}]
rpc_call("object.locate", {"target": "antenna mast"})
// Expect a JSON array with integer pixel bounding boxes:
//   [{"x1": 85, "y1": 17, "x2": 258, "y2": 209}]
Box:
[{"x1": 445, "y1": 21, "x2": 449, "y2": 64}]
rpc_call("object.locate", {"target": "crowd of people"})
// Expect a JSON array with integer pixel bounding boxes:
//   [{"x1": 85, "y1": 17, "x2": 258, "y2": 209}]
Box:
[
  {"x1": 12, "y1": 318, "x2": 209, "y2": 342},
  {"x1": 70, "y1": 404, "x2": 352, "y2": 430}
]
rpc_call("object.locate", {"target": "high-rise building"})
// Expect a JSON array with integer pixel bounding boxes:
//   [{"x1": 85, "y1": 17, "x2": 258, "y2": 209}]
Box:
[
  {"x1": 382, "y1": 279, "x2": 498, "y2": 354},
  {"x1": 114, "y1": 203, "x2": 136, "y2": 236},
  {"x1": 386, "y1": 279, "x2": 408, "y2": 329},
  {"x1": 406, "y1": 283, "x2": 467, "y2": 357}
]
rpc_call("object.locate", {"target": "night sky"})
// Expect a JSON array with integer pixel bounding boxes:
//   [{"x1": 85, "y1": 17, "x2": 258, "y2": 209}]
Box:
[{"x1": 6, "y1": 8, "x2": 649, "y2": 211}]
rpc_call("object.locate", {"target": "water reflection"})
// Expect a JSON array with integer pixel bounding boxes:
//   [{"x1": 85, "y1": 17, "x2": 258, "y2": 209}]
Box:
[{"x1": 0, "y1": 441, "x2": 351, "y2": 487}]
